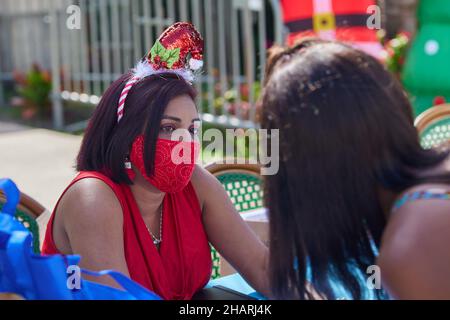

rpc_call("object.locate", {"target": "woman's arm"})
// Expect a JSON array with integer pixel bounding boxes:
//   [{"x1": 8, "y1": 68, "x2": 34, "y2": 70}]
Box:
[
  {"x1": 378, "y1": 198, "x2": 450, "y2": 299},
  {"x1": 191, "y1": 166, "x2": 271, "y2": 298},
  {"x1": 57, "y1": 178, "x2": 130, "y2": 288}
]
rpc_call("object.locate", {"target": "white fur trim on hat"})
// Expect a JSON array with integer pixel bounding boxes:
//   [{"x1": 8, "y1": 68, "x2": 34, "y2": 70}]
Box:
[
  {"x1": 189, "y1": 58, "x2": 203, "y2": 71},
  {"x1": 132, "y1": 60, "x2": 195, "y2": 83}
]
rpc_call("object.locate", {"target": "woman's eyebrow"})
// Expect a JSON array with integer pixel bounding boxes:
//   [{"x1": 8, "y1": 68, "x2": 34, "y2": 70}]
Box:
[
  {"x1": 162, "y1": 115, "x2": 201, "y2": 123},
  {"x1": 162, "y1": 115, "x2": 181, "y2": 122}
]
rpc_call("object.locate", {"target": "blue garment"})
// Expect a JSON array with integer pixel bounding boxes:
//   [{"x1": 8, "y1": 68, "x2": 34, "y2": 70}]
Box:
[{"x1": 393, "y1": 188, "x2": 450, "y2": 211}]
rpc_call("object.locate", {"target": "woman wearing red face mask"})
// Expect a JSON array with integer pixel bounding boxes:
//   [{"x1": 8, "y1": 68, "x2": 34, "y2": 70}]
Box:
[{"x1": 41, "y1": 23, "x2": 270, "y2": 300}]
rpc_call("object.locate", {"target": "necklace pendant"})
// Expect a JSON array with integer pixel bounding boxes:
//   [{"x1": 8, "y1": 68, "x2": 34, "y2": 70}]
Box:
[{"x1": 153, "y1": 239, "x2": 161, "y2": 245}]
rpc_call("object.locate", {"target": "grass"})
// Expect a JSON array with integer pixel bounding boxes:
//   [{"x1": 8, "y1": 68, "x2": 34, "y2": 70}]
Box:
[{"x1": 200, "y1": 121, "x2": 259, "y2": 165}]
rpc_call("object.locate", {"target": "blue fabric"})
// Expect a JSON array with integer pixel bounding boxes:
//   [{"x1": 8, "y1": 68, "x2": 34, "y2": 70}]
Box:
[
  {"x1": 0, "y1": 178, "x2": 161, "y2": 300},
  {"x1": 209, "y1": 240, "x2": 386, "y2": 300},
  {"x1": 0, "y1": 179, "x2": 20, "y2": 216},
  {"x1": 393, "y1": 190, "x2": 450, "y2": 211},
  {"x1": 208, "y1": 269, "x2": 384, "y2": 300}
]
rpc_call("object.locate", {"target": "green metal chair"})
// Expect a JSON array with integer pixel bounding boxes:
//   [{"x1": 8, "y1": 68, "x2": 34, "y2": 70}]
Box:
[
  {"x1": 415, "y1": 104, "x2": 450, "y2": 149},
  {"x1": 0, "y1": 191, "x2": 47, "y2": 254},
  {"x1": 205, "y1": 162, "x2": 264, "y2": 279}
]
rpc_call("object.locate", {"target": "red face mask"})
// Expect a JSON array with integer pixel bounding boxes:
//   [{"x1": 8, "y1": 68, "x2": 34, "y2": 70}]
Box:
[{"x1": 128, "y1": 135, "x2": 199, "y2": 193}]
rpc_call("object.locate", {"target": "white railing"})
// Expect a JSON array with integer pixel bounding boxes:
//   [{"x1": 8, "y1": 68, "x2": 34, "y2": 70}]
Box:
[{"x1": 0, "y1": 0, "x2": 284, "y2": 130}]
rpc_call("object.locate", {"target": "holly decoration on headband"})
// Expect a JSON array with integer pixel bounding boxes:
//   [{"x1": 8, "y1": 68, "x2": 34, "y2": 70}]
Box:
[
  {"x1": 146, "y1": 22, "x2": 204, "y2": 72},
  {"x1": 118, "y1": 22, "x2": 204, "y2": 123},
  {"x1": 149, "y1": 40, "x2": 181, "y2": 70}
]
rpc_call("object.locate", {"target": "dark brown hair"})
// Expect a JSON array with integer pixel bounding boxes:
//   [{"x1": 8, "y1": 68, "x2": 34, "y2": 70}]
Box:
[
  {"x1": 77, "y1": 72, "x2": 196, "y2": 184},
  {"x1": 261, "y1": 39, "x2": 450, "y2": 299}
]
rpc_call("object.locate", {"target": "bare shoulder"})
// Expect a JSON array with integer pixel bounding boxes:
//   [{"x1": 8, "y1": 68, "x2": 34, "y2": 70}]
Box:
[
  {"x1": 191, "y1": 164, "x2": 220, "y2": 187},
  {"x1": 57, "y1": 177, "x2": 123, "y2": 227},
  {"x1": 378, "y1": 186, "x2": 450, "y2": 298},
  {"x1": 381, "y1": 185, "x2": 450, "y2": 259},
  {"x1": 380, "y1": 199, "x2": 450, "y2": 255},
  {"x1": 190, "y1": 165, "x2": 226, "y2": 207},
  {"x1": 53, "y1": 177, "x2": 130, "y2": 282}
]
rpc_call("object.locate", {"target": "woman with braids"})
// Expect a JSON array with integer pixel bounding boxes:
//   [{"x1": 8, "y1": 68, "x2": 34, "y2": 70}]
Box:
[
  {"x1": 41, "y1": 23, "x2": 270, "y2": 300},
  {"x1": 261, "y1": 39, "x2": 450, "y2": 299}
]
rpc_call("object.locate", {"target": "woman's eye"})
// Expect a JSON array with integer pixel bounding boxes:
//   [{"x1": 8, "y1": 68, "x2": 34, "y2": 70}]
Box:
[
  {"x1": 189, "y1": 127, "x2": 199, "y2": 135},
  {"x1": 160, "y1": 125, "x2": 176, "y2": 134}
]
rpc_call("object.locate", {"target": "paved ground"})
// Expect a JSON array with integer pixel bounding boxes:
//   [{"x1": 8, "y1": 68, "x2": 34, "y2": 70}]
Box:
[
  {"x1": 0, "y1": 121, "x2": 82, "y2": 210},
  {"x1": 0, "y1": 121, "x2": 30, "y2": 133}
]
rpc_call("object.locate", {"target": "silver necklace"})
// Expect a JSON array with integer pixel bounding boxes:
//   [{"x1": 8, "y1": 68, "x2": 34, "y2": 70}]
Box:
[{"x1": 146, "y1": 204, "x2": 163, "y2": 246}]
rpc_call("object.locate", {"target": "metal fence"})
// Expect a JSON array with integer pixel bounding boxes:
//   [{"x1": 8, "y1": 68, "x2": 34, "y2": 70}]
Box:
[{"x1": 0, "y1": 0, "x2": 284, "y2": 130}]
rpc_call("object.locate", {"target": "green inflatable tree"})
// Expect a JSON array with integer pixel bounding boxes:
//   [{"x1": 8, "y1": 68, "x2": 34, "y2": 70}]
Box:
[{"x1": 402, "y1": 0, "x2": 450, "y2": 116}]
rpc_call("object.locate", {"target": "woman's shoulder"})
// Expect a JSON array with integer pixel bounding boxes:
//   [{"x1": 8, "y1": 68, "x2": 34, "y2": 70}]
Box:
[
  {"x1": 65, "y1": 174, "x2": 120, "y2": 203},
  {"x1": 190, "y1": 164, "x2": 226, "y2": 208},
  {"x1": 379, "y1": 182, "x2": 450, "y2": 278},
  {"x1": 190, "y1": 164, "x2": 217, "y2": 184},
  {"x1": 387, "y1": 182, "x2": 450, "y2": 236},
  {"x1": 391, "y1": 151, "x2": 450, "y2": 212},
  {"x1": 391, "y1": 180, "x2": 450, "y2": 216},
  {"x1": 56, "y1": 172, "x2": 124, "y2": 224},
  {"x1": 378, "y1": 181, "x2": 450, "y2": 298}
]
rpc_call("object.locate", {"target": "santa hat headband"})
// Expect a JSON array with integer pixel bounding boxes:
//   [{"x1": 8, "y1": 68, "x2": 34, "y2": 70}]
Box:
[{"x1": 117, "y1": 22, "x2": 204, "y2": 123}]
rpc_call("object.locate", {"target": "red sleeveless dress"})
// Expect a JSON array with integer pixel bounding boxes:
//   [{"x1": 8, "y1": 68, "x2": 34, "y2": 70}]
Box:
[{"x1": 41, "y1": 171, "x2": 212, "y2": 300}]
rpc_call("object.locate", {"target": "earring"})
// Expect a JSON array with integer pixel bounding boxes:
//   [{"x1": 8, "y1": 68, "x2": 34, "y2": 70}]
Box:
[{"x1": 124, "y1": 157, "x2": 135, "y2": 180}]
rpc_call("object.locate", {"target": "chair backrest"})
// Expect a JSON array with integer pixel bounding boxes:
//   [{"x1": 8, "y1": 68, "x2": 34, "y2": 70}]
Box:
[
  {"x1": 0, "y1": 191, "x2": 46, "y2": 253},
  {"x1": 204, "y1": 162, "x2": 263, "y2": 279},
  {"x1": 205, "y1": 163, "x2": 263, "y2": 213},
  {"x1": 415, "y1": 104, "x2": 450, "y2": 149}
]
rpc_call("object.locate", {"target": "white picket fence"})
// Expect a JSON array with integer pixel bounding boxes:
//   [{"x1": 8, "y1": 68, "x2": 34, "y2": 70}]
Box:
[{"x1": 0, "y1": 0, "x2": 284, "y2": 130}]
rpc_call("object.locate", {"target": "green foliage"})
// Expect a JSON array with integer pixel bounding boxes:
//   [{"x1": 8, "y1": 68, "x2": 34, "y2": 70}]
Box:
[
  {"x1": 150, "y1": 40, "x2": 166, "y2": 59},
  {"x1": 200, "y1": 121, "x2": 259, "y2": 165},
  {"x1": 383, "y1": 32, "x2": 411, "y2": 77},
  {"x1": 164, "y1": 48, "x2": 181, "y2": 68},
  {"x1": 201, "y1": 81, "x2": 261, "y2": 120},
  {"x1": 150, "y1": 40, "x2": 181, "y2": 68},
  {"x1": 13, "y1": 64, "x2": 52, "y2": 118}
]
